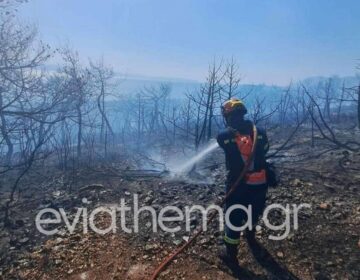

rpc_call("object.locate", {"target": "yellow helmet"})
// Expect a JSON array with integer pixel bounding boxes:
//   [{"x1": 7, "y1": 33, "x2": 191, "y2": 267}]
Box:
[{"x1": 221, "y1": 98, "x2": 247, "y2": 116}]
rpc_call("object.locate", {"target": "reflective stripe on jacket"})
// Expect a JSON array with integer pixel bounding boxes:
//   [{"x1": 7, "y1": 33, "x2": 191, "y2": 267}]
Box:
[{"x1": 245, "y1": 169, "x2": 267, "y2": 185}]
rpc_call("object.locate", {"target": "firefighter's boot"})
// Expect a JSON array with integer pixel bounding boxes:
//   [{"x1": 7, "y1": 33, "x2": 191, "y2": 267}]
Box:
[
  {"x1": 218, "y1": 243, "x2": 239, "y2": 266},
  {"x1": 245, "y1": 229, "x2": 256, "y2": 244}
]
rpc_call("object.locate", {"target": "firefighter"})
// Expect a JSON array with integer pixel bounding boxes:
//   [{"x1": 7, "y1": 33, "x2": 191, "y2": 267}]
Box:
[{"x1": 217, "y1": 98, "x2": 269, "y2": 266}]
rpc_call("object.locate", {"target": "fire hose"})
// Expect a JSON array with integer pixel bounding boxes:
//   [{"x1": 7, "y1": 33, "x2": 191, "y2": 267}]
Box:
[{"x1": 149, "y1": 125, "x2": 258, "y2": 280}]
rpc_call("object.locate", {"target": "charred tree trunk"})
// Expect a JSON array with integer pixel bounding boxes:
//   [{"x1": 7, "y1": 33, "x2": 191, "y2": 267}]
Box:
[
  {"x1": 76, "y1": 105, "x2": 82, "y2": 161},
  {"x1": 358, "y1": 84, "x2": 360, "y2": 129},
  {"x1": 337, "y1": 82, "x2": 345, "y2": 123},
  {"x1": 185, "y1": 99, "x2": 191, "y2": 141},
  {"x1": 311, "y1": 103, "x2": 315, "y2": 148},
  {"x1": 0, "y1": 91, "x2": 13, "y2": 165},
  {"x1": 207, "y1": 91, "x2": 214, "y2": 141}
]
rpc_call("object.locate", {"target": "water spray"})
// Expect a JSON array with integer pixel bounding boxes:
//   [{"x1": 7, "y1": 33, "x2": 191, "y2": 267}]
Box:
[{"x1": 169, "y1": 140, "x2": 219, "y2": 175}]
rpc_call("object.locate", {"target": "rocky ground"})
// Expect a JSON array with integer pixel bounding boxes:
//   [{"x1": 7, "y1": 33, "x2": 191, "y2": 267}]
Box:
[{"x1": 0, "y1": 135, "x2": 360, "y2": 280}]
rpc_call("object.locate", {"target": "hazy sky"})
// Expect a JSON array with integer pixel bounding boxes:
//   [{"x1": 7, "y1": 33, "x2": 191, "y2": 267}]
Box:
[{"x1": 18, "y1": 0, "x2": 360, "y2": 85}]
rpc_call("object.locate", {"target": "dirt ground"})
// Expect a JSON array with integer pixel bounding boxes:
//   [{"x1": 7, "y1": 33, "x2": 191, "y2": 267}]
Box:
[{"x1": 1, "y1": 137, "x2": 360, "y2": 280}]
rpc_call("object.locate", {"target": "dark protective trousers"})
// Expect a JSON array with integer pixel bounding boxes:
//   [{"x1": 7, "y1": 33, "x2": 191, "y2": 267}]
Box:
[{"x1": 224, "y1": 183, "x2": 268, "y2": 245}]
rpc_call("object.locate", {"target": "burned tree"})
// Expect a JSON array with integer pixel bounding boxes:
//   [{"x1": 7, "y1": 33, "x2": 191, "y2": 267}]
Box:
[
  {"x1": 0, "y1": 18, "x2": 50, "y2": 165},
  {"x1": 0, "y1": 16, "x2": 76, "y2": 226},
  {"x1": 302, "y1": 84, "x2": 360, "y2": 151},
  {"x1": 89, "y1": 58, "x2": 115, "y2": 158},
  {"x1": 249, "y1": 94, "x2": 279, "y2": 127},
  {"x1": 60, "y1": 49, "x2": 92, "y2": 163}
]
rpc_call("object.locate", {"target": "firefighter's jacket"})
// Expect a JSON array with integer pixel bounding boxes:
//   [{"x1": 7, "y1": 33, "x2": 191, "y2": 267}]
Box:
[{"x1": 217, "y1": 120, "x2": 269, "y2": 188}]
